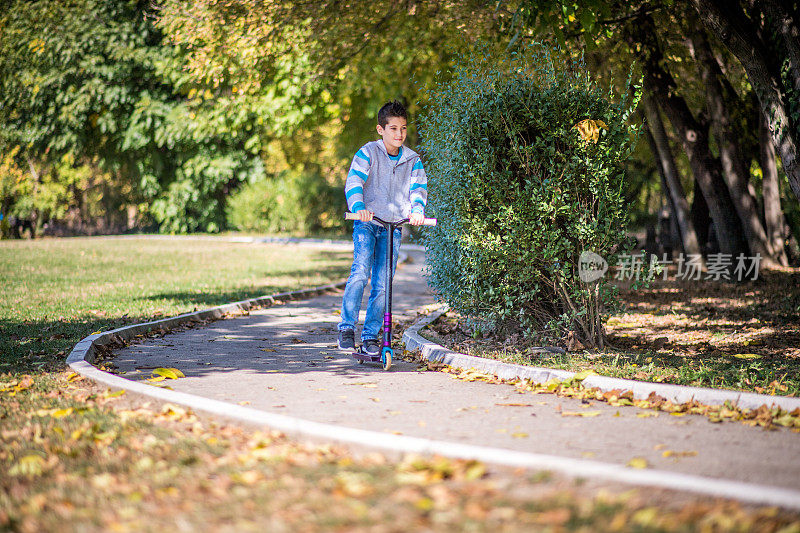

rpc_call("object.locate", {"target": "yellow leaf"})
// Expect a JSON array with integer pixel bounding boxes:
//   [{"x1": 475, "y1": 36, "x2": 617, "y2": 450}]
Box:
[
  {"x1": 414, "y1": 497, "x2": 434, "y2": 511},
  {"x1": 147, "y1": 375, "x2": 166, "y2": 382},
  {"x1": 636, "y1": 411, "x2": 659, "y2": 418},
  {"x1": 10, "y1": 455, "x2": 46, "y2": 477},
  {"x1": 662, "y1": 450, "x2": 698, "y2": 458},
  {"x1": 15, "y1": 375, "x2": 34, "y2": 392},
  {"x1": 732, "y1": 353, "x2": 761, "y2": 359},
  {"x1": 511, "y1": 432, "x2": 529, "y2": 438},
  {"x1": 464, "y1": 461, "x2": 486, "y2": 481},
  {"x1": 232, "y1": 470, "x2": 261, "y2": 485},
  {"x1": 336, "y1": 471, "x2": 375, "y2": 497},
  {"x1": 260, "y1": 348, "x2": 276, "y2": 352},
  {"x1": 562, "y1": 410, "x2": 602, "y2": 417},
  {"x1": 67, "y1": 372, "x2": 82, "y2": 382},
  {"x1": 104, "y1": 389, "x2": 126, "y2": 398},
  {"x1": 153, "y1": 367, "x2": 185, "y2": 379},
  {"x1": 50, "y1": 408, "x2": 74, "y2": 419},
  {"x1": 572, "y1": 119, "x2": 607, "y2": 144},
  {"x1": 627, "y1": 457, "x2": 649, "y2": 469}
]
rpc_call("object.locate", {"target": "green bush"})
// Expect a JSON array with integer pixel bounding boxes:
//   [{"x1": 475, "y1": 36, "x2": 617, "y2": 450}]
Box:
[
  {"x1": 419, "y1": 44, "x2": 640, "y2": 348},
  {"x1": 226, "y1": 170, "x2": 343, "y2": 234}
]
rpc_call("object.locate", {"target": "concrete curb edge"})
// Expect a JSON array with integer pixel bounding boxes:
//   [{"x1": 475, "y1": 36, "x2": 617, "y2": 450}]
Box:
[
  {"x1": 402, "y1": 306, "x2": 800, "y2": 412},
  {"x1": 67, "y1": 281, "x2": 346, "y2": 369},
  {"x1": 64, "y1": 267, "x2": 800, "y2": 510}
]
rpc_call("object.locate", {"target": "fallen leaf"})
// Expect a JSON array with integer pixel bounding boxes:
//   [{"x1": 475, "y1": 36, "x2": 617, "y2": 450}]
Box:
[
  {"x1": 9, "y1": 454, "x2": 46, "y2": 477},
  {"x1": 627, "y1": 457, "x2": 649, "y2": 469},
  {"x1": 662, "y1": 450, "x2": 698, "y2": 458},
  {"x1": 511, "y1": 432, "x2": 529, "y2": 438},
  {"x1": 532, "y1": 508, "x2": 571, "y2": 525},
  {"x1": 561, "y1": 410, "x2": 602, "y2": 417},
  {"x1": 152, "y1": 367, "x2": 185, "y2": 379}
]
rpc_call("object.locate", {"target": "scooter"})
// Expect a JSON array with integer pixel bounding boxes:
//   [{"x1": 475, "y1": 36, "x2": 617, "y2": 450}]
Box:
[{"x1": 343, "y1": 213, "x2": 437, "y2": 370}]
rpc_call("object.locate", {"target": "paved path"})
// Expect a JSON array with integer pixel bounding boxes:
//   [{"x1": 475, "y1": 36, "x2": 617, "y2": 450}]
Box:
[{"x1": 111, "y1": 249, "x2": 800, "y2": 494}]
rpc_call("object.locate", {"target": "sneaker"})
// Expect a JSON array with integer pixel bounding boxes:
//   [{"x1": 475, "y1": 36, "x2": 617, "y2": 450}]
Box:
[
  {"x1": 363, "y1": 338, "x2": 380, "y2": 356},
  {"x1": 337, "y1": 329, "x2": 355, "y2": 351}
]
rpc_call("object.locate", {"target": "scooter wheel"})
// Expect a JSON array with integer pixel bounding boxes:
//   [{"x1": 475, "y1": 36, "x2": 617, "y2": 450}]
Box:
[{"x1": 381, "y1": 347, "x2": 393, "y2": 371}]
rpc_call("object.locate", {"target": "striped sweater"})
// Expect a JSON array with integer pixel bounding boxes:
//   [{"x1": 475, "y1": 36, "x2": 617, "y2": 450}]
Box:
[{"x1": 345, "y1": 140, "x2": 427, "y2": 222}]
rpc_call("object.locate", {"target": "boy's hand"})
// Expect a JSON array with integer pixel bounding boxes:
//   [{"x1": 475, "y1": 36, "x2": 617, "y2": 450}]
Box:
[
  {"x1": 410, "y1": 212, "x2": 425, "y2": 226},
  {"x1": 357, "y1": 209, "x2": 374, "y2": 222}
]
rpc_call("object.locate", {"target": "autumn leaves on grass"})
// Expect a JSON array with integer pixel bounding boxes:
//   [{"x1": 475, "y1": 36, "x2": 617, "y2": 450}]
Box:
[{"x1": 422, "y1": 360, "x2": 800, "y2": 431}]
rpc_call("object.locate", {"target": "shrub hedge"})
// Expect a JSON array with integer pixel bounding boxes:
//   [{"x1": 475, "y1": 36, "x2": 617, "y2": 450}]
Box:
[{"x1": 419, "y1": 44, "x2": 640, "y2": 348}]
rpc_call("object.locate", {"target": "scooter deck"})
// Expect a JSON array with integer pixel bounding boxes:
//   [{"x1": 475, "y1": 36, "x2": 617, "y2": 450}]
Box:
[{"x1": 351, "y1": 349, "x2": 382, "y2": 364}]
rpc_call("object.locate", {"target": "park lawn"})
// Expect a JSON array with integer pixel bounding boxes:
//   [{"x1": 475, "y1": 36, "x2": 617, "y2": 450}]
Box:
[
  {"x1": 0, "y1": 236, "x2": 352, "y2": 372},
  {"x1": 1, "y1": 236, "x2": 799, "y2": 530},
  {"x1": 423, "y1": 267, "x2": 800, "y2": 398}
]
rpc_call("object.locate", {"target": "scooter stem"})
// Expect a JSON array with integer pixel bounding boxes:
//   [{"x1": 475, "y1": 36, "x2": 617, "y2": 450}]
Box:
[{"x1": 383, "y1": 220, "x2": 395, "y2": 350}]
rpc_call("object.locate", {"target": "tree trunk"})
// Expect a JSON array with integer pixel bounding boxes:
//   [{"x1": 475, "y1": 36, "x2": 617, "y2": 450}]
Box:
[
  {"x1": 757, "y1": 0, "x2": 800, "y2": 92},
  {"x1": 760, "y1": 108, "x2": 790, "y2": 265},
  {"x1": 637, "y1": 60, "x2": 748, "y2": 258},
  {"x1": 691, "y1": 0, "x2": 800, "y2": 204},
  {"x1": 690, "y1": 178, "x2": 712, "y2": 253},
  {"x1": 689, "y1": 24, "x2": 780, "y2": 267},
  {"x1": 642, "y1": 97, "x2": 703, "y2": 258}
]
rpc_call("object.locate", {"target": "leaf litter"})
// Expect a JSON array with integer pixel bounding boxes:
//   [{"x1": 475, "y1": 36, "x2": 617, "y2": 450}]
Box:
[{"x1": 3, "y1": 370, "x2": 799, "y2": 531}]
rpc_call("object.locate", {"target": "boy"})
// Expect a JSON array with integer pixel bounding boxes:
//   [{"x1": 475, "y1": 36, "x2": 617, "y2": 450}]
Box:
[{"x1": 337, "y1": 100, "x2": 428, "y2": 355}]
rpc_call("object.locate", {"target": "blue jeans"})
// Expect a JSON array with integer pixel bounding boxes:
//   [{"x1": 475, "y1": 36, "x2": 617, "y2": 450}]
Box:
[{"x1": 338, "y1": 221, "x2": 402, "y2": 340}]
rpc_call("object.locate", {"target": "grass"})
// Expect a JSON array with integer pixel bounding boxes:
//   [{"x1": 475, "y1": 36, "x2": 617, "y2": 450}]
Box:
[
  {"x1": 2, "y1": 236, "x2": 799, "y2": 530},
  {"x1": 423, "y1": 268, "x2": 800, "y2": 397},
  {"x1": 0, "y1": 236, "x2": 351, "y2": 373}
]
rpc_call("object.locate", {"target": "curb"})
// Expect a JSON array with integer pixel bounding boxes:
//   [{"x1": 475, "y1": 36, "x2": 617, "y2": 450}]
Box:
[
  {"x1": 67, "y1": 280, "x2": 346, "y2": 372},
  {"x1": 402, "y1": 306, "x2": 800, "y2": 412},
  {"x1": 64, "y1": 260, "x2": 800, "y2": 510}
]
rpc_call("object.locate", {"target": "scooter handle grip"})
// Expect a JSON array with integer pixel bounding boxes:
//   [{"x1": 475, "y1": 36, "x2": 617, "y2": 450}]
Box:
[{"x1": 344, "y1": 213, "x2": 437, "y2": 226}]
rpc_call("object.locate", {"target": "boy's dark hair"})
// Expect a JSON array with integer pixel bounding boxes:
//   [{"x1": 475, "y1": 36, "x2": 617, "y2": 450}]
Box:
[{"x1": 377, "y1": 100, "x2": 407, "y2": 128}]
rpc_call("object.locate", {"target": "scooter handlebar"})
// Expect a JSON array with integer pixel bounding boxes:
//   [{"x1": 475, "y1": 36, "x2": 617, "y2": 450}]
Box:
[{"x1": 344, "y1": 212, "x2": 437, "y2": 226}]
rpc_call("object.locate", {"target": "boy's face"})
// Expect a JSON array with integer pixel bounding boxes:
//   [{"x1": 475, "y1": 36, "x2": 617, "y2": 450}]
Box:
[{"x1": 377, "y1": 116, "x2": 407, "y2": 153}]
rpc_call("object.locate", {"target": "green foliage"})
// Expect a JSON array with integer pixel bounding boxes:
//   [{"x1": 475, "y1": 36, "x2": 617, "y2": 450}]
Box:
[
  {"x1": 0, "y1": 0, "x2": 272, "y2": 234},
  {"x1": 419, "y1": 43, "x2": 640, "y2": 347},
  {"x1": 226, "y1": 171, "x2": 343, "y2": 234}
]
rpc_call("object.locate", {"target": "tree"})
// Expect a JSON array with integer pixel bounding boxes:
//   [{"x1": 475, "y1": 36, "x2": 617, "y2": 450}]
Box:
[
  {"x1": 688, "y1": 18, "x2": 784, "y2": 265},
  {"x1": 0, "y1": 0, "x2": 268, "y2": 234},
  {"x1": 629, "y1": 13, "x2": 749, "y2": 259},
  {"x1": 641, "y1": 96, "x2": 703, "y2": 257},
  {"x1": 511, "y1": 0, "x2": 798, "y2": 264},
  {"x1": 690, "y1": 0, "x2": 800, "y2": 204}
]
